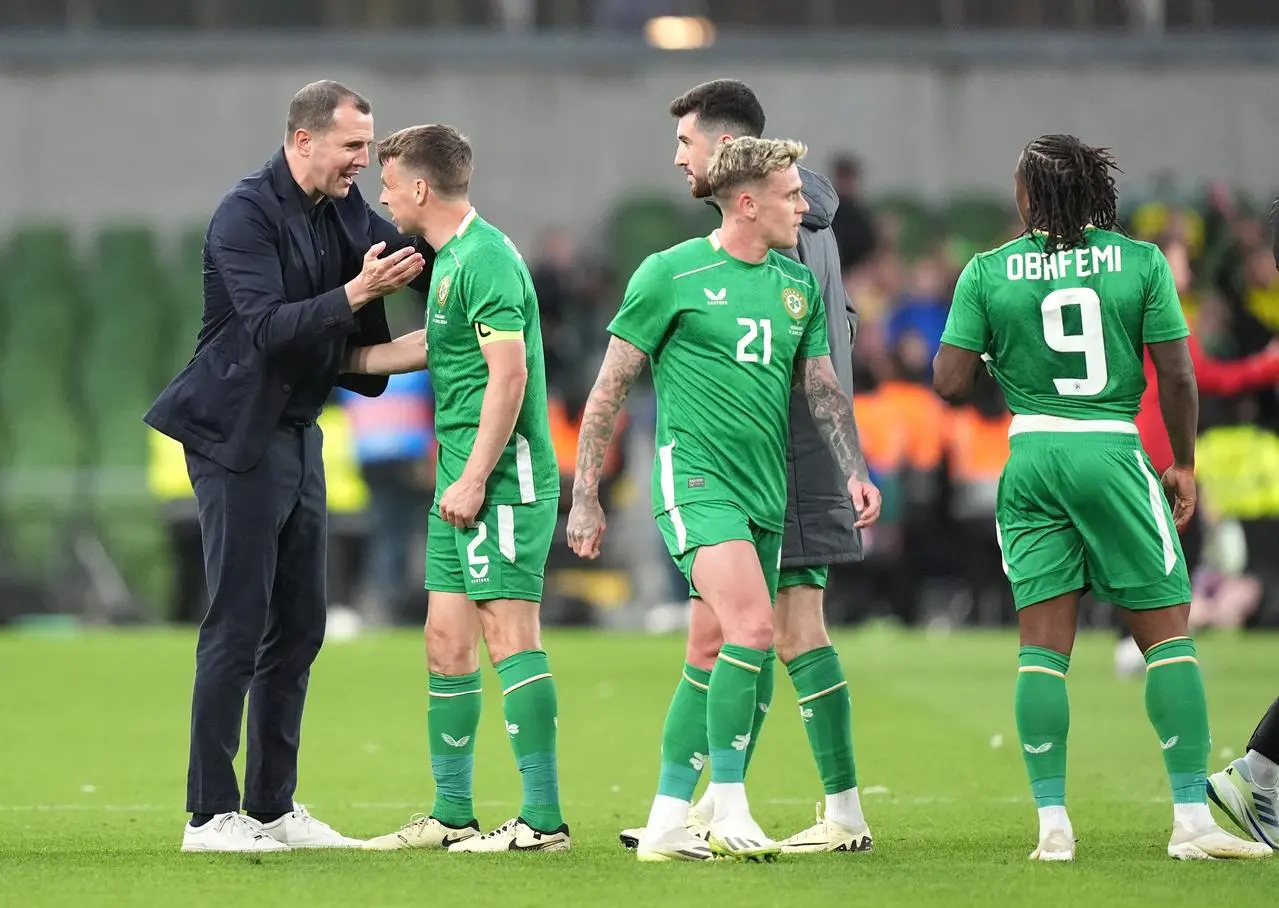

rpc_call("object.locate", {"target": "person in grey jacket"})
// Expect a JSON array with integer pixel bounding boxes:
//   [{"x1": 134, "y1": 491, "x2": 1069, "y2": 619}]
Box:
[{"x1": 618, "y1": 79, "x2": 881, "y2": 854}]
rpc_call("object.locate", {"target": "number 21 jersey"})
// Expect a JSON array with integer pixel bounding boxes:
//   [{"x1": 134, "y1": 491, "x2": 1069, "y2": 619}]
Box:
[
  {"x1": 608, "y1": 233, "x2": 830, "y2": 532},
  {"x1": 941, "y1": 227, "x2": 1189, "y2": 421}
]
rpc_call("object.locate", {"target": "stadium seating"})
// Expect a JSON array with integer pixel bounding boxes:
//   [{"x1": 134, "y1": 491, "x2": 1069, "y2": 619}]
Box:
[
  {"x1": 81, "y1": 224, "x2": 177, "y2": 615},
  {"x1": 0, "y1": 225, "x2": 88, "y2": 583}
]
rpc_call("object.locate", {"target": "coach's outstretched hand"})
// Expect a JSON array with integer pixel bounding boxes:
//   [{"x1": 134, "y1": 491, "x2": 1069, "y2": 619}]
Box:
[
  {"x1": 848, "y1": 478, "x2": 882, "y2": 529},
  {"x1": 567, "y1": 495, "x2": 607, "y2": 560},
  {"x1": 346, "y1": 241, "x2": 426, "y2": 308}
]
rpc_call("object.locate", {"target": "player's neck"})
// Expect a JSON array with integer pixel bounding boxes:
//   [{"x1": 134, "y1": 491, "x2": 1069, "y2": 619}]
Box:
[
  {"x1": 714, "y1": 224, "x2": 769, "y2": 265},
  {"x1": 422, "y1": 201, "x2": 476, "y2": 251}
]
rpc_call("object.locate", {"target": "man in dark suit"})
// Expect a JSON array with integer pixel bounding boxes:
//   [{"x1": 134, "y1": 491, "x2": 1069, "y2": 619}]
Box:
[{"x1": 145, "y1": 80, "x2": 429, "y2": 853}]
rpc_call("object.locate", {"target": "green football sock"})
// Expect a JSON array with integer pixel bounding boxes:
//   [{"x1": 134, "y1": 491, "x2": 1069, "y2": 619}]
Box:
[
  {"x1": 708, "y1": 644, "x2": 767, "y2": 784},
  {"x1": 428, "y1": 671, "x2": 482, "y2": 828},
  {"x1": 656, "y1": 663, "x2": 711, "y2": 801},
  {"x1": 743, "y1": 647, "x2": 776, "y2": 775},
  {"x1": 496, "y1": 650, "x2": 563, "y2": 832},
  {"x1": 787, "y1": 646, "x2": 857, "y2": 794},
  {"x1": 1015, "y1": 646, "x2": 1070, "y2": 808},
  {"x1": 1144, "y1": 637, "x2": 1210, "y2": 804}
]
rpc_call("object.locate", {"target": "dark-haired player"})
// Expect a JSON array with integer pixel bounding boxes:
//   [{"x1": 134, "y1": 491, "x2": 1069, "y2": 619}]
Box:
[{"x1": 932, "y1": 134, "x2": 1270, "y2": 863}]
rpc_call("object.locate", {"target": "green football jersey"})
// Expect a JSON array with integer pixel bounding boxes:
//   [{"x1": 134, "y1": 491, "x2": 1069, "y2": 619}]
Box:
[
  {"x1": 426, "y1": 210, "x2": 558, "y2": 505},
  {"x1": 941, "y1": 228, "x2": 1189, "y2": 421},
  {"x1": 608, "y1": 232, "x2": 830, "y2": 532}
]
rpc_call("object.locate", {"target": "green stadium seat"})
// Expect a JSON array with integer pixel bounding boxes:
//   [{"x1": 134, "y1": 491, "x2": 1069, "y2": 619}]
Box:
[
  {"x1": 610, "y1": 195, "x2": 695, "y2": 287},
  {"x1": 944, "y1": 194, "x2": 1016, "y2": 250},
  {"x1": 83, "y1": 224, "x2": 170, "y2": 414},
  {"x1": 159, "y1": 225, "x2": 208, "y2": 385},
  {"x1": 870, "y1": 194, "x2": 936, "y2": 260}
]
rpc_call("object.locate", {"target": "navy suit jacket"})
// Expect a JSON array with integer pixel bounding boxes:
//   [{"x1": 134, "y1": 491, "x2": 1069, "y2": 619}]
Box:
[{"x1": 144, "y1": 149, "x2": 431, "y2": 472}]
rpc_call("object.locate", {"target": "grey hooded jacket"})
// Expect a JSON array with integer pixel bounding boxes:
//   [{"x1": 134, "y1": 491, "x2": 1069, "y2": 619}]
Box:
[{"x1": 775, "y1": 166, "x2": 863, "y2": 566}]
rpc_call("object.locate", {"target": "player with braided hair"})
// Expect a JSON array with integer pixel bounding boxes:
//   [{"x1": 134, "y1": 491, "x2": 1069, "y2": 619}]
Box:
[{"x1": 931, "y1": 133, "x2": 1271, "y2": 863}]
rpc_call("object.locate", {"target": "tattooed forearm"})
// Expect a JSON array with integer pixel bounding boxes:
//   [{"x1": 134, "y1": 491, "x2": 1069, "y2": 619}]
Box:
[
  {"x1": 573, "y1": 337, "x2": 649, "y2": 502},
  {"x1": 801, "y1": 356, "x2": 869, "y2": 482}
]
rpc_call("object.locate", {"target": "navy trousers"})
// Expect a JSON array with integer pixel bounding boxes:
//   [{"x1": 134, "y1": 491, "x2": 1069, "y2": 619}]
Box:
[{"x1": 184, "y1": 424, "x2": 327, "y2": 815}]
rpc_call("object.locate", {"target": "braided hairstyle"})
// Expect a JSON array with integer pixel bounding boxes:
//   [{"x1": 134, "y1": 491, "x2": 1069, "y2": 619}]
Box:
[{"x1": 1017, "y1": 134, "x2": 1122, "y2": 253}]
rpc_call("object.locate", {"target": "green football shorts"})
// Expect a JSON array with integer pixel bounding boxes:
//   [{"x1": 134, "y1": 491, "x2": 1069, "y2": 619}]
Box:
[
  {"x1": 425, "y1": 498, "x2": 557, "y2": 603},
  {"x1": 778, "y1": 565, "x2": 830, "y2": 591},
  {"x1": 656, "y1": 500, "x2": 783, "y2": 602},
  {"x1": 995, "y1": 427, "x2": 1191, "y2": 610}
]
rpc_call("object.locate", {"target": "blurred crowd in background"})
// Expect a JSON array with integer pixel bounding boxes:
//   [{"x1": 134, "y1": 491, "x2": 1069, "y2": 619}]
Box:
[{"x1": 2, "y1": 2, "x2": 1278, "y2": 636}]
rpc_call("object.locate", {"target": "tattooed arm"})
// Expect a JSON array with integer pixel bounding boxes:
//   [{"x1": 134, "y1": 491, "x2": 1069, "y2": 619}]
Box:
[
  {"x1": 567, "y1": 336, "x2": 650, "y2": 558},
  {"x1": 799, "y1": 354, "x2": 869, "y2": 482},
  {"x1": 799, "y1": 354, "x2": 881, "y2": 527}
]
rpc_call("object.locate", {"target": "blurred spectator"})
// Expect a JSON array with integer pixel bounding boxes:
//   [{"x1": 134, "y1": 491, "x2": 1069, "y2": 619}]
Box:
[
  {"x1": 338, "y1": 371, "x2": 435, "y2": 626},
  {"x1": 830, "y1": 154, "x2": 878, "y2": 275},
  {"x1": 885, "y1": 254, "x2": 950, "y2": 372},
  {"x1": 530, "y1": 226, "x2": 597, "y2": 401}
]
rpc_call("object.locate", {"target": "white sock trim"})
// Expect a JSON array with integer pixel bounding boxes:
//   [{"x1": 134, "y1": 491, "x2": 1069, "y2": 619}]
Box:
[
  {"x1": 502, "y1": 673, "x2": 552, "y2": 696},
  {"x1": 681, "y1": 671, "x2": 710, "y2": 692},
  {"x1": 796, "y1": 681, "x2": 848, "y2": 705},
  {"x1": 717, "y1": 653, "x2": 762, "y2": 674}
]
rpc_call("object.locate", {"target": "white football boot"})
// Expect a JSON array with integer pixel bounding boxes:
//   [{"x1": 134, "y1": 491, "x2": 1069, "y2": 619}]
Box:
[
  {"x1": 447, "y1": 817, "x2": 571, "y2": 853},
  {"x1": 362, "y1": 814, "x2": 480, "y2": 851}
]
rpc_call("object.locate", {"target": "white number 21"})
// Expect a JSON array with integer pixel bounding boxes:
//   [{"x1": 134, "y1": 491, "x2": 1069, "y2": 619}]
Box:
[
  {"x1": 736, "y1": 317, "x2": 773, "y2": 365},
  {"x1": 1040, "y1": 288, "x2": 1108, "y2": 396}
]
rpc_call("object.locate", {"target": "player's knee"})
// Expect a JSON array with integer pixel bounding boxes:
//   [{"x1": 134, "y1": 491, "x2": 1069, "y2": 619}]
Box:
[
  {"x1": 722, "y1": 607, "x2": 774, "y2": 652},
  {"x1": 425, "y1": 620, "x2": 479, "y2": 675},
  {"x1": 686, "y1": 601, "x2": 723, "y2": 670},
  {"x1": 480, "y1": 600, "x2": 542, "y2": 665},
  {"x1": 773, "y1": 587, "x2": 830, "y2": 663},
  {"x1": 774, "y1": 622, "x2": 831, "y2": 664}
]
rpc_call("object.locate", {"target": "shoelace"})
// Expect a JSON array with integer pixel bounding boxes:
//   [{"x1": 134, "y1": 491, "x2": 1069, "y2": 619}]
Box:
[
  {"x1": 400, "y1": 814, "x2": 431, "y2": 833},
  {"x1": 477, "y1": 818, "x2": 518, "y2": 841},
  {"x1": 218, "y1": 814, "x2": 270, "y2": 840}
]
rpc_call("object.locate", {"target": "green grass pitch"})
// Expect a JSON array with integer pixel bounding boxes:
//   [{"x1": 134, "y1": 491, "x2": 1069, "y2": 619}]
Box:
[{"x1": 1, "y1": 625, "x2": 1276, "y2": 905}]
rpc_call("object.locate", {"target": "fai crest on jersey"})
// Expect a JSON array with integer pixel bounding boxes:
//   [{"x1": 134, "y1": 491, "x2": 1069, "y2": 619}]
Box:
[
  {"x1": 782, "y1": 287, "x2": 808, "y2": 320},
  {"x1": 435, "y1": 274, "x2": 452, "y2": 307}
]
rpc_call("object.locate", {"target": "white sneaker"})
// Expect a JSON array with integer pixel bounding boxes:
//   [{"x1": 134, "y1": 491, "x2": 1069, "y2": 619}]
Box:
[
  {"x1": 447, "y1": 817, "x2": 571, "y2": 853},
  {"x1": 1208, "y1": 758, "x2": 1279, "y2": 848},
  {"x1": 255, "y1": 803, "x2": 363, "y2": 849},
  {"x1": 779, "y1": 805, "x2": 873, "y2": 854},
  {"x1": 1167, "y1": 820, "x2": 1273, "y2": 860},
  {"x1": 620, "y1": 800, "x2": 711, "y2": 849},
  {"x1": 636, "y1": 826, "x2": 715, "y2": 862},
  {"x1": 1114, "y1": 636, "x2": 1145, "y2": 678},
  {"x1": 707, "y1": 813, "x2": 780, "y2": 862},
  {"x1": 181, "y1": 812, "x2": 292, "y2": 853},
  {"x1": 362, "y1": 814, "x2": 480, "y2": 851},
  {"x1": 1029, "y1": 828, "x2": 1076, "y2": 861}
]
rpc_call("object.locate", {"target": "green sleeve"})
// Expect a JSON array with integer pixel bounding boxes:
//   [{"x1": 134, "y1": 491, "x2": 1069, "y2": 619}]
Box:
[
  {"x1": 1142, "y1": 247, "x2": 1191, "y2": 344},
  {"x1": 940, "y1": 256, "x2": 990, "y2": 353},
  {"x1": 797, "y1": 283, "x2": 830, "y2": 358},
  {"x1": 463, "y1": 246, "x2": 526, "y2": 333},
  {"x1": 607, "y1": 254, "x2": 675, "y2": 355}
]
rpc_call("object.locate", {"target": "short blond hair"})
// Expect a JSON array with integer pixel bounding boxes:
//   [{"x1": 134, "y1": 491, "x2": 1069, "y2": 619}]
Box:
[
  {"x1": 376, "y1": 124, "x2": 473, "y2": 199},
  {"x1": 706, "y1": 136, "x2": 807, "y2": 198}
]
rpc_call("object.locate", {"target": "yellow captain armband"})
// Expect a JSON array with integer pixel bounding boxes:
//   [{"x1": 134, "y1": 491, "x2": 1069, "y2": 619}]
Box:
[{"x1": 475, "y1": 323, "x2": 522, "y2": 346}]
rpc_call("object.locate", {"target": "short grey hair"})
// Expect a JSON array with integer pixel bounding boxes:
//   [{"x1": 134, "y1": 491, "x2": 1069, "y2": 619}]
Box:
[{"x1": 706, "y1": 137, "x2": 807, "y2": 198}]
